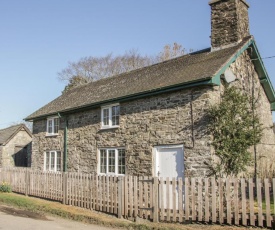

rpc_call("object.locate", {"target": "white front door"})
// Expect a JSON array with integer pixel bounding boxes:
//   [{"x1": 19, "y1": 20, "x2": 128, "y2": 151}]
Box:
[
  {"x1": 154, "y1": 145, "x2": 184, "y2": 210},
  {"x1": 155, "y1": 145, "x2": 184, "y2": 179}
]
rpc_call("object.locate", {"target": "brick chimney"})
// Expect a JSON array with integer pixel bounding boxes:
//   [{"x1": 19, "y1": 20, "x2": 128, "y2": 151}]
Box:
[{"x1": 209, "y1": 0, "x2": 250, "y2": 49}]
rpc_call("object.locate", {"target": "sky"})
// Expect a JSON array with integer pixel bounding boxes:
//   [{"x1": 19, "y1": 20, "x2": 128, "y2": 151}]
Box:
[{"x1": 0, "y1": 0, "x2": 275, "y2": 129}]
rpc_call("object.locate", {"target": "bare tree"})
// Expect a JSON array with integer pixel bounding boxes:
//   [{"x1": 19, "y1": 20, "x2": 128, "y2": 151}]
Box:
[
  {"x1": 58, "y1": 50, "x2": 154, "y2": 85},
  {"x1": 62, "y1": 76, "x2": 89, "y2": 93},
  {"x1": 59, "y1": 43, "x2": 185, "y2": 92},
  {"x1": 156, "y1": 42, "x2": 185, "y2": 62}
]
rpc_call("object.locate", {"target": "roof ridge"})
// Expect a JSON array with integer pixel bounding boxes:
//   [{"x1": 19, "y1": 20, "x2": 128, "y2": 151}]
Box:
[{"x1": 0, "y1": 123, "x2": 23, "y2": 132}]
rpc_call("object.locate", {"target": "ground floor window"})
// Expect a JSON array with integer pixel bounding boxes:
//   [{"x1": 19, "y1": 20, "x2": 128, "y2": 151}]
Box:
[
  {"x1": 99, "y1": 148, "x2": 125, "y2": 175},
  {"x1": 44, "y1": 151, "x2": 61, "y2": 172}
]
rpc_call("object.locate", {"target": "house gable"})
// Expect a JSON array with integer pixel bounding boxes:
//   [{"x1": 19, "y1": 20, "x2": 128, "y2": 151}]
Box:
[
  {"x1": 209, "y1": 38, "x2": 275, "y2": 110},
  {"x1": 0, "y1": 124, "x2": 32, "y2": 146},
  {"x1": 0, "y1": 124, "x2": 32, "y2": 168},
  {"x1": 250, "y1": 41, "x2": 275, "y2": 110}
]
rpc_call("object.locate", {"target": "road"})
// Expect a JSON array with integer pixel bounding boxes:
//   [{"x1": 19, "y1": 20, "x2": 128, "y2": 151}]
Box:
[{"x1": 0, "y1": 206, "x2": 113, "y2": 230}]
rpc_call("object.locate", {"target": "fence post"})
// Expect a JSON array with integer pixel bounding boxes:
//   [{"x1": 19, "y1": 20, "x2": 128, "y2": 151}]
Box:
[
  {"x1": 25, "y1": 169, "x2": 30, "y2": 196},
  {"x1": 63, "y1": 172, "x2": 68, "y2": 205},
  {"x1": 152, "y1": 177, "x2": 159, "y2": 222},
  {"x1": 117, "y1": 176, "x2": 123, "y2": 219}
]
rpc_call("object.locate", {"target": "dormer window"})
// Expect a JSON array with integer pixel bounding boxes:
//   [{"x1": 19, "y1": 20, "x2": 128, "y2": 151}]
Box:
[
  {"x1": 47, "y1": 117, "x2": 59, "y2": 135},
  {"x1": 101, "y1": 104, "x2": 120, "y2": 129}
]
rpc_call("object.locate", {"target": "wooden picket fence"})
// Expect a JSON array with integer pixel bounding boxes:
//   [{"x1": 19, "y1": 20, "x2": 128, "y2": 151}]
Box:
[{"x1": 0, "y1": 168, "x2": 274, "y2": 228}]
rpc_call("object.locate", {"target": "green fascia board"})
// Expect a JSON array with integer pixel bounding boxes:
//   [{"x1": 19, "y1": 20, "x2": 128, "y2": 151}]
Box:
[
  {"x1": 250, "y1": 41, "x2": 275, "y2": 110},
  {"x1": 209, "y1": 74, "x2": 221, "y2": 85},
  {"x1": 26, "y1": 77, "x2": 216, "y2": 121},
  {"x1": 271, "y1": 102, "x2": 275, "y2": 111},
  {"x1": 56, "y1": 78, "x2": 215, "y2": 116},
  {"x1": 211, "y1": 39, "x2": 254, "y2": 86},
  {"x1": 211, "y1": 39, "x2": 275, "y2": 111}
]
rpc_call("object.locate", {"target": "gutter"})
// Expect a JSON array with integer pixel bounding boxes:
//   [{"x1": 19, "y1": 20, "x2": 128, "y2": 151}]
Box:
[
  {"x1": 250, "y1": 40, "x2": 275, "y2": 110},
  {"x1": 26, "y1": 77, "x2": 216, "y2": 121},
  {"x1": 58, "y1": 113, "x2": 68, "y2": 172},
  {"x1": 63, "y1": 117, "x2": 68, "y2": 172}
]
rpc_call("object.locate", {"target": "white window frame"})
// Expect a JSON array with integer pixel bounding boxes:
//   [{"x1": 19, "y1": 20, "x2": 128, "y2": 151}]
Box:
[
  {"x1": 44, "y1": 151, "x2": 61, "y2": 172},
  {"x1": 101, "y1": 103, "x2": 120, "y2": 129},
  {"x1": 46, "y1": 117, "x2": 59, "y2": 136},
  {"x1": 98, "y1": 148, "x2": 125, "y2": 175}
]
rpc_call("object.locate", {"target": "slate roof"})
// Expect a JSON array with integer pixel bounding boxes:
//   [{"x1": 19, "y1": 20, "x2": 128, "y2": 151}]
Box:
[
  {"x1": 26, "y1": 36, "x2": 252, "y2": 121},
  {"x1": 0, "y1": 124, "x2": 31, "y2": 145}
]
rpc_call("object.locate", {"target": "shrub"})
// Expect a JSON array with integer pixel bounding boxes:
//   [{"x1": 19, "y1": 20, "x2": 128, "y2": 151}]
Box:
[
  {"x1": 207, "y1": 86, "x2": 262, "y2": 177},
  {"x1": 0, "y1": 181, "x2": 12, "y2": 193}
]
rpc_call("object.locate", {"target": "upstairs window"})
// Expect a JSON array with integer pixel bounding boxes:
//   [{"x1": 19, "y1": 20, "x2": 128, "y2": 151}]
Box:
[
  {"x1": 47, "y1": 117, "x2": 59, "y2": 135},
  {"x1": 44, "y1": 151, "x2": 61, "y2": 172},
  {"x1": 101, "y1": 104, "x2": 120, "y2": 129},
  {"x1": 99, "y1": 148, "x2": 125, "y2": 175}
]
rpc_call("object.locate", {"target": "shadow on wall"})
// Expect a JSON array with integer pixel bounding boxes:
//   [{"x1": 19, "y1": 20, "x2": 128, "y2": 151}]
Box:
[{"x1": 12, "y1": 142, "x2": 32, "y2": 167}]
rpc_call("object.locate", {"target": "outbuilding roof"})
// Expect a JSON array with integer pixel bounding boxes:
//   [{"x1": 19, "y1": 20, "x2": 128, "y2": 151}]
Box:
[
  {"x1": 25, "y1": 36, "x2": 275, "y2": 120},
  {"x1": 0, "y1": 124, "x2": 32, "y2": 145}
]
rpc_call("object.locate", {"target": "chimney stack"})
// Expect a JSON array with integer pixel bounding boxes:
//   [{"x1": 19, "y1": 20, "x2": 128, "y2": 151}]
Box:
[{"x1": 209, "y1": 0, "x2": 250, "y2": 49}]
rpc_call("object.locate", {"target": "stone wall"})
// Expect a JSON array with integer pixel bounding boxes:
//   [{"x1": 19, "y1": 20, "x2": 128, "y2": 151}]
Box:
[
  {"x1": 1, "y1": 130, "x2": 32, "y2": 168},
  {"x1": 32, "y1": 86, "x2": 217, "y2": 177},
  {"x1": 32, "y1": 120, "x2": 64, "y2": 171},
  {"x1": 0, "y1": 146, "x2": 2, "y2": 167},
  {"x1": 228, "y1": 50, "x2": 275, "y2": 177},
  {"x1": 210, "y1": 0, "x2": 250, "y2": 48}
]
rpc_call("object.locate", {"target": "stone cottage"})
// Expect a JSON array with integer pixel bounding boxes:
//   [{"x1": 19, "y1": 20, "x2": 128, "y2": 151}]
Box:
[
  {"x1": 0, "y1": 124, "x2": 32, "y2": 168},
  {"x1": 26, "y1": 0, "x2": 275, "y2": 177}
]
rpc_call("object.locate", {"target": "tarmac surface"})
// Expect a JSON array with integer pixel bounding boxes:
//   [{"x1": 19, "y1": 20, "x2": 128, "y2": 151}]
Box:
[{"x1": 0, "y1": 205, "x2": 112, "y2": 230}]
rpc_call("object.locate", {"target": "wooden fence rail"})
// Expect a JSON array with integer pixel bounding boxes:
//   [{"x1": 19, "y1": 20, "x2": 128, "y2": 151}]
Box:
[{"x1": 0, "y1": 168, "x2": 274, "y2": 228}]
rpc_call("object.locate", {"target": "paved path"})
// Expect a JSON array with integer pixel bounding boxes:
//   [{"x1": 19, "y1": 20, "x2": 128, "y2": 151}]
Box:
[{"x1": 0, "y1": 209, "x2": 113, "y2": 230}]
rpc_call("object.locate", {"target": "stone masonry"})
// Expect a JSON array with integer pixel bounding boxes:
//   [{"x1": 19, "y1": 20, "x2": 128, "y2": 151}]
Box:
[
  {"x1": 229, "y1": 50, "x2": 275, "y2": 177},
  {"x1": 32, "y1": 86, "x2": 218, "y2": 177}
]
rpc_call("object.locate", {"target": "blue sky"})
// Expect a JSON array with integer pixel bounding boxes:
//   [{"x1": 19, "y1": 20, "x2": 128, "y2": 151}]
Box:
[{"x1": 0, "y1": 0, "x2": 275, "y2": 129}]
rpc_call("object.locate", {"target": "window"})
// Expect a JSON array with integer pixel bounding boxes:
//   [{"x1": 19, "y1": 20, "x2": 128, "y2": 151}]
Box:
[
  {"x1": 47, "y1": 117, "x2": 59, "y2": 135},
  {"x1": 101, "y1": 104, "x2": 120, "y2": 128},
  {"x1": 99, "y1": 148, "x2": 125, "y2": 175},
  {"x1": 44, "y1": 151, "x2": 61, "y2": 172}
]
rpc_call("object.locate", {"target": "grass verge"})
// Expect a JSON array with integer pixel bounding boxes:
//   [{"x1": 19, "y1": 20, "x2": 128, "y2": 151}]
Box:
[
  {"x1": 0, "y1": 192, "x2": 185, "y2": 230},
  {"x1": 0, "y1": 192, "x2": 264, "y2": 230}
]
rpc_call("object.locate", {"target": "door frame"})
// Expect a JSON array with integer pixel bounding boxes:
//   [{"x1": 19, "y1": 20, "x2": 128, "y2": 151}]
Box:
[{"x1": 153, "y1": 144, "x2": 184, "y2": 177}]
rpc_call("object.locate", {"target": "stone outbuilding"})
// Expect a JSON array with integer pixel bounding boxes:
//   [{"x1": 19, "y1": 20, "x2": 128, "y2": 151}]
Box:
[
  {"x1": 0, "y1": 124, "x2": 32, "y2": 168},
  {"x1": 26, "y1": 0, "x2": 275, "y2": 178}
]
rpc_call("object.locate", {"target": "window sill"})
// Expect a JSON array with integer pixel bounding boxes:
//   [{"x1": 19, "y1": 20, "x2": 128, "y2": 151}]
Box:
[
  {"x1": 98, "y1": 173, "x2": 125, "y2": 177},
  {"x1": 45, "y1": 134, "x2": 59, "y2": 137},
  {"x1": 44, "y1": 170, "x2": 61, "y2": 173},
  {"x1": 100, "y1": 126, "x2": 119, "y2": 130}
]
